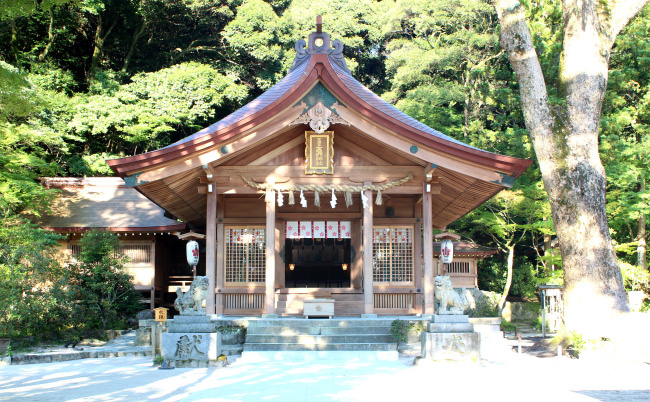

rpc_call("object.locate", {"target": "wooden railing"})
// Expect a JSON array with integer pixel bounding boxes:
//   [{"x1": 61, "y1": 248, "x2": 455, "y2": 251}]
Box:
[
  {"x1": 373, "y1": 293, "x2": 414, "y2": 310},
  {"x1": 224, "y1": 293, "x2": 265, "y2": 313}
]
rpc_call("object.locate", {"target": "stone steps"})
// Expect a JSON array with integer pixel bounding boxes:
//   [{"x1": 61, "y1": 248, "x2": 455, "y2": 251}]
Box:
[
  {"x1": 9, "y1": 347, "x2": 151, "y2": 365},
  {"x1": 244, "y1": 343, "x2": 397, "y2": 352},
  {"x1": 276, "y1": 293, "x2": 364, "y2": 316},
  {"x1": 246, "y1": 334, "x2": 395, "y2": 344},
  {"x1": 242, "y1": 318, "x2": 398, "y2": 360}
]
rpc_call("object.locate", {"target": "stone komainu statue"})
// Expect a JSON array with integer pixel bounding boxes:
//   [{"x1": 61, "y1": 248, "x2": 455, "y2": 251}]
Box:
[
  {"x1": 434, "y1": 275, "x2": 469, "y2": 314},
  {"x1": 174, "y1": 276, "x2": 209, "y2": 315}
]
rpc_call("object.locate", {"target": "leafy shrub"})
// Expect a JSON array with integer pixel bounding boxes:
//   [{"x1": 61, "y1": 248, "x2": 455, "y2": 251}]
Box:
[
  {"x1": 0, "y1": 220, "x2": 67, "y2": 338},
  {"x1": 390, "y1": 319, "x2": 410, "y2": 346},
  {"x1": 65, "y1": 230, "x2": 142, "y2": 330}
]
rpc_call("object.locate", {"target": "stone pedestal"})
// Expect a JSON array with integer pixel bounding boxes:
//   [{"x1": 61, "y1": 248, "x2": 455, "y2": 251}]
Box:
[
  {"x1": 421, "y1": 315, "x2": 480, "y2": 361},
  {"x1": 161, "y1": 316, "x2": 222, "y2": 367}
]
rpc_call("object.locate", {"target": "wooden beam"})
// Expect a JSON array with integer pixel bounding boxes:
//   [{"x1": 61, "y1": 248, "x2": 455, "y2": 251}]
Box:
[
  {"x1": 249, "y1": 135, "x2": 304, "y2": 166},
  {"x1": 215, "y1": 165, "x2": 418, "y2": 178}
]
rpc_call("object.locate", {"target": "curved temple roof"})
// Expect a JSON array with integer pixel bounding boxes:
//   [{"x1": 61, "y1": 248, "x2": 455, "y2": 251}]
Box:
[
  {"x1": 107, "y1": 22, "x2": 532, "y2": 228},
  {"x1": 108, "y1": 26, "x2": 531, "y2": 179}
]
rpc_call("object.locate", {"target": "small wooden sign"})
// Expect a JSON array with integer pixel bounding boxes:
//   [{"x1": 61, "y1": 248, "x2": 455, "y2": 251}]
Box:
[
  {"x1": 305, "y1": 131, "x2": 334, "y2": 174},
  {"x1": 154, "y1": 307, "x2": 168, "y2": 322}
]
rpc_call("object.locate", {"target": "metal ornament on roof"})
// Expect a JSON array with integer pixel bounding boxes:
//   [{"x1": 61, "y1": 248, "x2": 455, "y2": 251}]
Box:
[
  {"x1": 440, "y1": 239, "x2": 454, "y2": 264},
  {"x1": 290, "y1": 102, "x2": 350, "y2": 134}
]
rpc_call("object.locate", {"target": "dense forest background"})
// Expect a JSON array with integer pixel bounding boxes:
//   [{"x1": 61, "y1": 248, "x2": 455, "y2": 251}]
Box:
[{"x1": 1, "y1": 0, "x2": 649, "y2": 302}]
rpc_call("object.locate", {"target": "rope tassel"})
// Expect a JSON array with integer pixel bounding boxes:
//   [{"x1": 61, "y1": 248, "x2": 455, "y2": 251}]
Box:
[
  {"x1": 375, "y1": 189, "x2": 382, "y2": 206},
  {"x1": 345, "y1": 191, "x2": 352, "y2": 208},
  {"x1": 361, "y1": 191, "x2": 369, "y2": 209},
  {"x1": 300, "y1": 190, "x2": 307, "y2": 208},
  {"x1": 288, "y1": 191, "x2": 295, "y2": 205},
  {"x1": 314, "y1": 191, "x2": 320, "y2": 207}
]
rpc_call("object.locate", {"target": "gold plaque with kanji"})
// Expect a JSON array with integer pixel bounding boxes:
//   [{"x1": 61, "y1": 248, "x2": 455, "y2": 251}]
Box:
[
  {"x1": 305, "y1": 131, "x2": 334, "y2": 174},
  {"x1": 154, "y1": 307, "x2": 168, "y2": 322}
]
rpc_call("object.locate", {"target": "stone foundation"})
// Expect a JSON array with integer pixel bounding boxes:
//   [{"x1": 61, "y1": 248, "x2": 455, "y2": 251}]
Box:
[{"x1": 421, "y1": 314, "x2": 481, "y2": 361}]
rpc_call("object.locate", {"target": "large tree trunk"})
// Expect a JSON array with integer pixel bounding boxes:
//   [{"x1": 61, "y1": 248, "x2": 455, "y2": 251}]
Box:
[
  {"x1": 638, "y1": 176, "x2": 647, "y2": 270},
  {"x1": 37, "y1": 8, "x2": 57, "y2": 62},
  {"x1": 498, "y1": 245, "x2": 515, "y2": 312},
  {"x1": 121, "y1": 21, "x2": 146, "y2": 73},
  {"x1": 89, "y1": 14, "x2": 117, "y2": 79},
  {"x1": 493, "y1": 0, "x2": 649, "y2": 335}
]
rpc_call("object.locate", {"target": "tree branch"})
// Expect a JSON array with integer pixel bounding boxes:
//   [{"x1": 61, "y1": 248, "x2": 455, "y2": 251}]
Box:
[{"x1": 609, "y1": 0, "x2": 650, "y2": 40}]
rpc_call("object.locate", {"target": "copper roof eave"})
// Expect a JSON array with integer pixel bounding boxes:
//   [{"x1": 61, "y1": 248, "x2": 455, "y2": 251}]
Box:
[
  {"x1": 106, "y1": 60, "x2": 320, "y2": 177},
  {"x1": 315, "y1": 62, "x2": 532, "y2": 179},
  {"x1": 108, "y1": 53, "x2": 531, "y2": 181},
  {"x1": 43, "y1": 223, "x2": 187, "y2": 233}
]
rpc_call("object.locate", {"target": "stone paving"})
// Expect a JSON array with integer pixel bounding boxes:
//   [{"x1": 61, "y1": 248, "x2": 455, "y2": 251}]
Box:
[
  {"x1": 1, "y1": 350, "x2": 649, "y2": 401},
  {"x1": 1, "y1": 327, "x2": 649, "y2": 401}
]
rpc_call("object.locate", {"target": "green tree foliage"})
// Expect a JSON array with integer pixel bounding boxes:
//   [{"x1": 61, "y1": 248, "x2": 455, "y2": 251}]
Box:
[
  {"x1": 65, "y1": 62, "x2": 248, "y2": 173},
  {"x1": 0, "y1": 219, "x2": 66, "y2": 338},
  {"x1": 66, "y1": 230, "x2": 142, "y2": 330},
  {"x1": 0, "y1": 61, "x2": 62, "y2": 218},
  {"x1": 601, "y1": 6, "x2": 650, "y2": 268}
]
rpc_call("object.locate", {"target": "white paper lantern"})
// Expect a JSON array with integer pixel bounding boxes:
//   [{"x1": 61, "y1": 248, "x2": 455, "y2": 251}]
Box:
[
  {"x1": 186, "y1": 240, "x2": 200, "y2": 266},
  {"x1": 440, "y1": 239, "x2": 454, "y2": 264}
]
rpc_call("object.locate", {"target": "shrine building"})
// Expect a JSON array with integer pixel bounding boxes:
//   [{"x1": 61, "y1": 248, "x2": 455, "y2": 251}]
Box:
[{"x1": 107, "y1": 21, "x2": 531, "y2": 317}]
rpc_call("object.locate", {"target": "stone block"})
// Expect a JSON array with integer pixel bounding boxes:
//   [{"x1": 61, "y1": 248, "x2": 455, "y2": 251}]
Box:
[
  {"x1": 135, "y1": 328, "x2": 151, "y2": 346},
  {"x1": 172, "y1": 316, "x2": 213, "y2": 324},
  {"x1": 161, "y1": 332, "x2": 221, "y2": 363},
  {"x1": 421, "y1": 332, "x2": 480, "y2": 361},
  {"x1": 304, "y1": 299, "x2": 335, "y2": 318},
  {"x1": 427, "y1": 323, "x2": 474, "y2": 333},
  {"x1": 432, "y1": 314, "x2": 469, "y2": 323}
]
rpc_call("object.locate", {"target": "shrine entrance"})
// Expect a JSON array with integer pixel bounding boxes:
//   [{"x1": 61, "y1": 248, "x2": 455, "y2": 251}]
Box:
[{"x1": 285, "y1": 238, "x2": 351, "y2": 288}]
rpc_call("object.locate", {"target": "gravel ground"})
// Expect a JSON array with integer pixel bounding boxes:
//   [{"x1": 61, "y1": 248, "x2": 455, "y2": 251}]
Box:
[{"x1": 1, "y1": 348, "x2": 649, "y2": 402}]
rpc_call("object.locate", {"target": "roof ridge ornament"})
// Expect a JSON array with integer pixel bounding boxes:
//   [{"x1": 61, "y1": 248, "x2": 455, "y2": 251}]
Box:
[
  {"x1": 290, "y1": 101, "x2": 350, "y2": 134},
  {"x1": 289, "y1": 16, "x2": 351, "y2": 74}
]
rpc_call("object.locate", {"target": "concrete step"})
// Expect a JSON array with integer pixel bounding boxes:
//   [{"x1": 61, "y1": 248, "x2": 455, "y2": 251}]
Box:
[
  {"x1": 246, "y1": 334, "x2": 395, "y2": 344},
  {"x1": 239, "y1": 350, "x2": 399, "y2": 362},
  {"x1": 243, "y1": 342, "x2": 397, "y2": 352},
  {"x1": 479, "y1": 331, "x2": 506, "y2": 341},
  {"x1": 247, "y1": 325, "x2": 391, "y2": 336},
  {"x1": 473, "y1": 324, "x2": 503, "y2": 332},
  {"x1": 246, "y1": 319, "x2": 397, "y2": 328}
]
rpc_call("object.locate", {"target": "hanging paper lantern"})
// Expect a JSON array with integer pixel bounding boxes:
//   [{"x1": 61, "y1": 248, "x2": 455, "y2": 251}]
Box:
[
  {"x1": 440, "y1": 239, "x2": 454, "y2": 264},
  {"x1": 186, "y1": 240, "x2": 200, "y2": 266}
]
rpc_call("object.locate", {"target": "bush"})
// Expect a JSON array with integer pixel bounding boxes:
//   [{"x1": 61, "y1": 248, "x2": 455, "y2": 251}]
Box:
[
  {"x1": 65, "y1": 230, "x2": 142, "y2": 330},
  {"x1": 0, "y1": 220, "x2": 67, "y2": 338},
  {"x1": 390, "y1": 320, "x2": 410, "y2": 346}
]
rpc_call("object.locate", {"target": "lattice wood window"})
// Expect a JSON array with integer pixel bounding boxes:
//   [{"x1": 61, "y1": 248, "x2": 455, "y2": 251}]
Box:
[
  {"x1": 67, "y1": 242, "x2": 152, "y2": 264},
  {"x1": 372, "y1": 226, "x2": 413, "y2": 285},
  {"x1": 445, "y1": 261, "x2": 470, "y2": 274},
  {"x1": 225, "y1": 227, "x2": 266, "y2": 285}
]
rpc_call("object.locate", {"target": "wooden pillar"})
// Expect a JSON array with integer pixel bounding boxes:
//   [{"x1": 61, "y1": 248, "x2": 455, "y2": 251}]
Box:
[
  {"x1": 363, "y1": 186, "x2": 374, "y2": 314},
  {"x1": 216, "y1": 195, "x2": 225, "y2": 314},
  {"x1": 423, "y1": 182, "x2": 434, "y2": 314},
  {"x1": 205, "y1": 182, "x2": 217, "y2": 315},
  {"x1": 265, "y1": 192, "x2": 276, "y2": 314}
]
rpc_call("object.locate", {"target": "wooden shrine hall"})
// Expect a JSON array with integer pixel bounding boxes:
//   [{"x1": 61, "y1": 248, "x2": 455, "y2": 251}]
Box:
[{"x1": 108, "y1": 20, "x2": 531, "y2": 316}]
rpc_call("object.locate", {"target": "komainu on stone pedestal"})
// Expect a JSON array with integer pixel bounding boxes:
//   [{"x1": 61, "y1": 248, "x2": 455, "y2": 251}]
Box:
[
  {"x1": 434, "y1": 276, "x2": 469, "y2": 314},
  {"x1": 174, "y1": 276, "x2": 209, "y2": 315}
]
